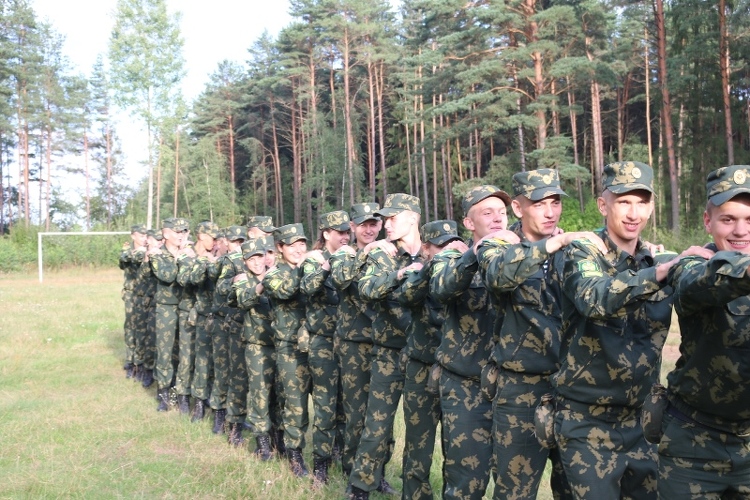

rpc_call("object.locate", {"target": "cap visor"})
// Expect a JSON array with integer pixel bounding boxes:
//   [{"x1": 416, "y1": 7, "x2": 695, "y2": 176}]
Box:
[
  {"x1": 374, "y1": 208, "x2": 403, "y2": 217},
  {"x1": 528, "y1": 187, "x2": 567, "y2": 201},
  {"x1": 607, "y1": 183, "x2": 654, "y2": 194},
  {"x1": 711, "y1": 187, "x2": 750, "y2": 206}
]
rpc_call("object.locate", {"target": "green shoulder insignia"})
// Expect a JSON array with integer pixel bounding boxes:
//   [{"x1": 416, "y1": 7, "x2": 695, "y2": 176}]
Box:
[
  {"x1": 431, "y1": 260, "x2": 447, "y2": 278},
  {"x1": 577, "y1": 259, "x2": 603, "y2": 278},
  {"x1": 303, "y1": 262, "x2": 316, "y2": 274}
]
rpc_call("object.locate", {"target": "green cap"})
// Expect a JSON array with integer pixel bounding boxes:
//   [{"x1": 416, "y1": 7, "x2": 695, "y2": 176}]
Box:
[
  {"x1": 162, "y1": 218, "x2": 190, "y2": 232},
  {"x1": 350, "y1": 203, "x2": 380, "y2": 225},
  {"x1": 260, "y1": 234, "x2": 276, "y2": 252},
  {"x1": 421, "y1": 220, "x2": 462, "y2": 246},
  {"x1": 461, "y1": 185, "x2": 511, "y2": 217},
  {"x1": 225, "y1": 225, "x2": 246, "y2": 242},
  {"x1": 216, "y1": 228, "x2": 227, "y2": 239},
  {"x1": 706, "y1": 165, "x2": 750, "y2": 206},
  {"x1": 319, "y1": 210, "x2": 350, "y2": 231},
  {"x1": 247, "y1": 216, "x2": 275, "y2": 233},
  {"x1": 131, "y1": 224, "x2": 147, "y2": 234},
  {"x1": 274, "y1": 223, "x2": 307, "y2": 245},
  {"x1": 602, "y1": 161, "x2": 654, "y2": 194},
  {"x1": 241, "y1": 238, "x2": 265, "y2": 259},
  {"x1": 512, "y1": 169, "x2": 567, "y2": 201},
  {"x1": 195, "y1": 221, "x2": 220, "y2": 238},
  {"x1": 146, "y1": 229, "x2": 162, "y2": 240},
  {"x1": 375, "y1": 193, "x2": 421, "y2": 217}
]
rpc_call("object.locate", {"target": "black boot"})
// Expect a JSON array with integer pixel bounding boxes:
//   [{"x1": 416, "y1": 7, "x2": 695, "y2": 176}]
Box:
[
  {"x1": 271, "y1": 428, "x2": 287, "y2": 456},
  {"x1": 133, "y1": 365, "x2": 142, "y2": 382},
  {"x1": 190, "y1": 399, "x2": 205, "y2": 422},
  {"x1": 376, "y1": 476, "x2": 399, "y2": 496},
  {"x1": 212, "y1": 409, "x2": 226, "y2": 434},
  {"x1": 156, "y1": 388, "x2": 170, "y2": 412},
  {"x1": 253, "y1": 434, "x2": 274, "y2": 461},
  {"x1": 228, "y1": 422, "x2": 244, "y2": 447},
  {"x1": 349, "y1": 485, "x2": 369, "y2": 500},
  {"x1": 177, "y1": 395, "x2": 190, "y2": 415},
  {"x1": 124, "y1": 363, "x2": 134, "y2": 379},
  {"x1": 312, "y1": 457, "x2": 329, "y2": 487},
  {"x1": 141, "y1": 369, "x2": 154, "y2": 388},
  {"x1": 287, "y1": 448, "x2": 309, "y2": 478}
]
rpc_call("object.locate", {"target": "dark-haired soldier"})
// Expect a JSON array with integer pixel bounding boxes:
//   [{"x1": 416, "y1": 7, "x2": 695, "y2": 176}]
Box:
[{"x1": 119, "y1": 224, "x2": 147, "y2": 379}]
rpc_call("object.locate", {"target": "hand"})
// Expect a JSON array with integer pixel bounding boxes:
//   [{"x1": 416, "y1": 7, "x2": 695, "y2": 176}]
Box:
[
  {"x1": 548, "y1": 231, "x2": 608, "y2": 255},
  {"x1": 655, "y1": 246, "x2": 714, "y2": 281},
  {"x1": 444, "y1": 240, "x2": 469, "y2": 253},
  {"x1": 473, "y1": 229, "x2": 521, "y2": 253},
  {"x1": 643, "y1": 240, "x2": 665, "y2": 256},
  {"x1": 364, "y1": 239, "x2": 397, "y2": 257},
  {"x1": 305, "y1": 250, "x2": 326, "y2": 264},
  {"x1": 233, "y1": 272, "x2": 248, "y2": 283},
  {"x1": 338, "y1": 244, "x2": 356, "y2": 256},
  {"x1": 397, "y1": 262, "x2": 424, "y2": 280},
  {"x1": 181, "y1": 247, "x2": 196, "y2": 258}
]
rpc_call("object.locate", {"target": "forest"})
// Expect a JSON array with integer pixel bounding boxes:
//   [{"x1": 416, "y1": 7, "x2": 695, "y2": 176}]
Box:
[{"x1": 1, "y1": 0, "x2": 749, "y2": 241}]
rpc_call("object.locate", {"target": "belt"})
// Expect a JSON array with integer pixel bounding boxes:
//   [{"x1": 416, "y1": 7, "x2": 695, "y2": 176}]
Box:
[
  {"x1": 667, "y1": 395, "x2": 750, "y2": 437},
  {"x1": 556, "y1": 395, "x2": 638, "y2": 423}
]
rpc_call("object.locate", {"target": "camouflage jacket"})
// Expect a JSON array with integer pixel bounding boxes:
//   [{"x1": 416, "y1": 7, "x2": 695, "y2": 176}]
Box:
[
  {"x1": 301, "y1": 248, "x2": 340, "y2": 337},
  {"x1": 119, "y1": 242, "x2": 144, "y2": 292},
  {"x1": 235, "y1": 272, "x2": 275, "y2": 346},
  {"x1": 430, "y1": 243, "x2": 497, "y2": 380},
  {"x1": 214, "y1": 251, "x2": 244, "y2": 320},
  {"x1": 552, "y1": 229, "x2": 673, "y2": 408},
  {"x1": 359, "y1": 242, "x2": 425, "y2": 349},
  {"x1": 263, "y1": 260, "x2": 306, "y2": 343},
  {"x1": 176, "y1": 250, "x2": 196, "y2": 312},
  {"x1": 477, "y1": 224, "x2": 565, "y2": 375},
  {"x1": 150, "y1": 247, "x2": 183, "y2": 306},
  {"x1": 134, "y1": 255, "x2": 156, "y2": 299},
  {"x1": 330, "y1": 248, "x2": 375, "y2": 343},
  {"x1": 188, "y1": 256, "x2": 221, "y2": 316},
  {"x1": 395, "y1": 261, "x2": 443, "y2": 365},
  {"x1": 669, "y1": 245, "x2": 750, "y2": 422}
]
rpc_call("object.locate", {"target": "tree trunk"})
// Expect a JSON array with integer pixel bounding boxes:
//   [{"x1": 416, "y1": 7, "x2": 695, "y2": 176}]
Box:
[
  {"x1": 173, "y1": 128, "x2": 180, "y2": 217},
  {"x1": 719, "y1": 0, "x2": 734, "y2": 164},
  {"x1": 156, "y1": 135, "x2": 163, "y2": 226},
  {"x1": 376, "y1": 61, "x2": 388, "y2": 201}
]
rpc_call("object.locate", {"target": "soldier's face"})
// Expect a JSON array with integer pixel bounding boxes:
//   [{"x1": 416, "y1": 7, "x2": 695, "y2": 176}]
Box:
[
  {"x1": 464, "y1": 197, "x2": 508, "y2": 239},
  {"x1": 265, "y1": 250, "x2": 276, "y2": 268},
  {"x1": 351, "y1": 219, "x2": 381, "y2": 246},
  {"x1": 147, "y1": 236, "x2": 161, "y2": 249},
  {"x1": 247, "y1": 227, "x2": 266, "y2": 239},
  {"x1": 279, "y1": 240, "x2": 307, "y2": 266},
  {"x1": 198, "y1": 233, "x2": 215, "y2": 250},
  {"x1": 384, "y1": 211, "x2": 417, "y2": 241},
  {"x1": 598, "y1": 190, "x2": 653, "y2": 250},
  {"x1": 163, "y1": 228, "x2": 181, "y2": 247},
  {"x1": 324, "y1": 229, "x2": 350, "y2": 251},
  {"x1": 245, "y1": 254, "x2": 266, "y2": 276},
  {"x1": 228, "y1": 239, "x2": 244, "y2": 252},
  {"x1": 704, "y1": 196, "x2": 750, "y2": 254},
  {"x1": 132, "y1": 232, "x2": 147, "y2": 247},
  {"x1": 511, "y1": 195, "x2": 562, "y2": 242}
]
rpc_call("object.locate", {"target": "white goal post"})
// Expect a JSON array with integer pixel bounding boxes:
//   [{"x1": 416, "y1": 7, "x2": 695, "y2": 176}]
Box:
[{"x1": 38, "y1": 231, "x2": 131, "y2": 283}]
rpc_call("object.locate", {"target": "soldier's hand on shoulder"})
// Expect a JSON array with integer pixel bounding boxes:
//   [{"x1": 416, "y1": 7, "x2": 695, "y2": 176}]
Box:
[
  {"x1": 233, "y1": 272, "x2": 248, "y2": 283},
  {"x1": 397, "y1": 262, "x2": 424, "y2": 280},
  {"x1": 364, "y1": 239, "x2": 397, "y2": 257},
  {"x1": 643, "y1": 240, "x2": 665, "y2": 256},
  {"x1": 444, "y1": 240, "x2": 469, "y2": 254},
  {"x1": 338, "y1": 244, "x2": 356, "y2": 256},
  {"x1": 306, "y1": 250, "x2": 325, "y2": 264},
  {"x1": 550, "y1": 231, "x2": 607, "y2": 255},
  {"x1": 473, "y1": 229, "x2": 520, "y2": 253}
]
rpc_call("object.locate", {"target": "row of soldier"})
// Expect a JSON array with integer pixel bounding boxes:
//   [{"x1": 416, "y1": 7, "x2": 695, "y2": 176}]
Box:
[{"x1": 119, "y1": 161, "x2": 750, "y2": 499}]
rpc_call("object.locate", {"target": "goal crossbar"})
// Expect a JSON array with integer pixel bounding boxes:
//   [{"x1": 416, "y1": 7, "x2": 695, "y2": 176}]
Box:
[{"x1": 38, "y1": 231, "x2": 130, "y2": 283}]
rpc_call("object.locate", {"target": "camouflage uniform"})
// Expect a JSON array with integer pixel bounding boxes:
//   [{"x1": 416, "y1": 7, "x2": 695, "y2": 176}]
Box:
[
  {"x1": 350, "y1": 194, "x2": 425, "y2": 495},
  {"x1": 175, "y1": 245, "x2": 197, "y2": 409},
  {"x1": 330, "y1": 203, "x2": 380, "y2": 477},
  {"x1": 301, "y1": 210, "x2": 349, "y2": 480},
  {"x1": 430, "y1": 186, "x2": 511, "y2": 500},
  {"x1": 476, "y1": 170, "x2": 570, "y2": 500},
  {"x1": 134, "y1": 240, "x2": 158, "y2": 378},
  {"x1": 659, "y1": 165, "x2": 750, "y2": 498},
  {"x1": 263, "y1": 223, "x2": 311, "y2": 475},
  {"x1": 399, "y1": 220, "x2": 460, "y2": 500},
  {"x1": 552, "y1": 162, "x2": 671, "y2": 500},
  {"x1": 118, "y1": 224, "x2": 147, "y2": 373}
]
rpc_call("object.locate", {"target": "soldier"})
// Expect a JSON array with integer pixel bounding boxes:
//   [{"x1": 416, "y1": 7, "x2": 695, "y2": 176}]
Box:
[
  {"x1": 247, "y1": 215, "x2": 275, "y2": 239},
  {"x1": 302, "y1": 210, "x2": 351, "y2": 486},
  {"x1": 551, "y1": 161, "x2": 694, "y2": 499},
  {"x1": 329, "y1": 203, "x2": 382, "y2": 480},
  {"x1": 175, "y1": 232, "x2": 198, "y2": 415},
  {"x1": 349, "y1": 193, "x2": 425, "y2": 500},
  {"x1": 119, "y1": 224, "x2": 147, "y2": 379},
  {"x1": 429, "y1": 185, "x2": 511, "y2": 500},
  {"x1": 476, "y1": 169, "x2": 603, "y2": 499},
  {"x1": 398, "y1": 220, "x2": 461, "y2": 500},
  {"x1": 263, "y1": 223, "x2": 311, "y2": 478},
  {"x1": 149, "y1": 217, "x2": 191, "y2": 412},
  {"x1": 657, "y1": 165, "x2": 750, "y2": 498},
  {"x1": 186, "y1": 221, "x2": 222, "y2": 422},
  {"x1": 136, "y1": 229, "x2": 161, "y2": 389}
]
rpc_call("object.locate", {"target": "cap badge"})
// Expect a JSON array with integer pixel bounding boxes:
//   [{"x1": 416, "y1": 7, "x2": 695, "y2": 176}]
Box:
[
  {"x1": 734, "y1": 170, "x2": 747, "y2": 185},
  {"x1": 631, "y1": 167, "x2": 642, "y2": 179}
]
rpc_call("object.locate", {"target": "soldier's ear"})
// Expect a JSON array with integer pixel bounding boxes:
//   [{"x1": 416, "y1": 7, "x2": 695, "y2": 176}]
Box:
[
  {"x1": 597, "y1": 196, "x2": 608, "y2": 217},
  {"x1": 511, "y1": 199, "x2": 524, "y2": 219},
  {"x1": 463, "y1": 216, "x2": 475, "y2": 232}
]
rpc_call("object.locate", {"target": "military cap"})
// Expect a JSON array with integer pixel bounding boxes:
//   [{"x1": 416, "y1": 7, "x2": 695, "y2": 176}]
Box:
[
  {"x1": 162, "y1": 217, "x2": 190, "y2": 232},
  {"x1": 241, "y1": 239, "x2": 265, "y2": 259},
  {"x1": 260, "y1": 234, "x2": 276, "y2": 252},
  {"x1": 274, "y1": 223, "x2": 307, "y2": 245},
  {"x1": 512, "y1": 169, "x2": 567, "y2": 201},
  {"x1": 375, "y1": 193, "x2": 421, "y2": 217},
  {"x1": 706, "y1": 165, "x2": 750, "y2": 206},
  {"x1": 602, "y1": 161, "x2": 654, "y2": 194},
  {"x1": 216, "y1": 228, "x2": 227, "y2": 239},
  {"x1": 461, "y1": 185, "x2": 512, "y2": 217},
  {"x1": 421, "y1": 220, "x2": 462, "y2": 246},
  {"x1": 350, "y1": 203, "x2": 380, "y2": 225},
  {"x1": 225, "y1": 225, "x2": 246, "y2": 242},
  {"x1": 319, "y1": 210, "x2": 350, "y2": 231},
  {"x1": 247, "y1": 215, "x2": 275, "y2": 233},
  {"x1": 195, "y1": 221, "x2": 220, "y2": 238},
  {"x1": 146, "y1": 228, "x2": 163, "y2": 240},
  {"x1": 130, "y1": 224, "x2": 147, "y2": 234}
]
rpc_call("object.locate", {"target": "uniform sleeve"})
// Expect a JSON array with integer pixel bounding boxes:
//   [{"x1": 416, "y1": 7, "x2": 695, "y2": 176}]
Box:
[
  {"x1": 562, "y1": 239, "x2": 663, "y2": 320},
  {"x1": 235, "y1": 275, "x2": 262, "y2": 309},
  {"x1": 216, "y1": 255, "x2": 240, "y2": 297},
  {"x1": 176, "y1": 256, "x2": 195, "y2": 287},
  {"x1": 673, "y1": 251, "x2": 750, "y2": 315},
  {"x1": 188, "y1": 257, "x2": 209, "y2": 286},
  {"x1": 394, "y1": 263, "x2": 431, "y2": 306},
  {"x1": 429, "y1": 248, "x2": 476, "y2": 302},
  {"x1": 358, "y1": 247, "x2": 399, "y2": 301},
  {"x1": 477, "y1": 238, "x2": 550, "y2": 293},
  {"x1": 118, "y1": 244, "x2": 132, "y2": 270},
  {"x1": 150, "y1": 252, "x2": 178, "y2": 283},
  {"x1": 263, "y1": 265, "x2": 302, "y2": 300},
  {"x1": 301, "y1": 257, "x2": 329, "y2": 296},
  {"x1": 330, "y1": 251, "x2": 362, "y2": 290}
]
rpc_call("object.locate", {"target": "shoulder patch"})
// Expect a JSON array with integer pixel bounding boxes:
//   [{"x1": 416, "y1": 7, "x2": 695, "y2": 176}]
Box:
[
  {"x1": 304, "y1": 262, "x2": 316, "y2": 274},
  {"x1": 431, "y1": 260, "x2": 447, "y2": 278},
  {"x1": 577, "y1": 259, "x2": 602, "y2": 278},
  {"x1": 267, "y1": 278, "x2": 282, "y2": 291}
]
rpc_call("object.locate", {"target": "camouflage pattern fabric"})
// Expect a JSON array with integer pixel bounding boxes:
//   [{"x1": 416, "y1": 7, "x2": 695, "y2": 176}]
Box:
[
  {"x1": 208, "y1": 252, "x2": 239, "y2": 412},
  {"x1": 188, "y1": 256, "x2": 220, "y2": 402},
  {"x1": 551, "y1": 228, "x2": 673, "y2": 499},
  {"x1": 511, "y1": 168, "x2": 566, "y2": 201},
  {"x1": 150, "y1": 248, "x2": 183, "y2": 390},
  {"x1": 658, "y1": 246, "x2": 750, "y2": 497},
  {"x1": 132, "y1": 256, "x2": 156, "y2": 369},
  {"x1": 119, "y1": 242, "x2": 145, "y2": 367},
  {"x1": 601, "y1": 161, "x2": 654, "y2": 194},
  {"x1": 174, "y1": 255, "x2": 197, "y2": 396}
]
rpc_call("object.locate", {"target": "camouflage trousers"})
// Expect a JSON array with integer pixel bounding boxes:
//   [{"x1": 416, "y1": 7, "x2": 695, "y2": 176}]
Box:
[
  {"x1": 349, "y1": 345, "x2": 403, "y2": 493},
  {"x1": 190, "y1": 313, "x2": 214, "y2": 401},
  {"x1": 403, "y1": 358, "x2": 442, "y2": 500},
  {"x1": 132, "y1": 294, "x2": 152, "y2": 368},
  {"x1": 657, "y1": 408, "x2": 750, "y2": 499},
  {"x1": 492, "y1": 370, "x2": 570, "y2": 500},
  {"x1": 439, "y1": 368, "x2": 494, "y2": 500},
  {"x1": 122, "y1": 290, "x2": 136, "y2": 366},
  {"x1": 336, "y1": 339, "x2": 373, "y2": 476},
  {"x1": 208, "y1": 313, "x2": 230, "y2": 411},
  {"x1": 143, "y1": 297, "x2": 157, "y2": 369},
  {"x1": 275, "y1": 339, "x2": 311, "y2": 450},
  {"x1": 310, "y1": 334, "x2": 340, "y2": 460},
  {"x1": 174, "y1": 308, "x2": 196, "y2": 396},
  {"x1": 245, "y1": 343, "x2": 284, "y2": 435},
  {"x1": 554, "y1": 399, "x2": 657, "y2": 500},
  {"x1": 226, "y1": 318, "x2": 248, "y2": 424},
  {"x1": 154, "y1": 302, "x2": 180, "y2": 390}
]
